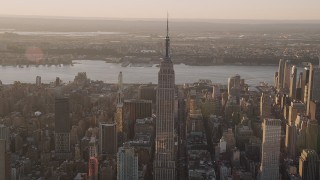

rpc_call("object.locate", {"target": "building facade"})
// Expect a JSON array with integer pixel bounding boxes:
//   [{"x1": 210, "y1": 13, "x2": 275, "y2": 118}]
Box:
[
  {"x1": 260, "y1": 93, "x2": 272, "y2": 121},
  {"x1": 0, "y1": 125, "x2": 11, "y2": 180},
  {"x1": 99, "y1": 123, "x2": 117, "y2": 156},
  {"x1": 260, "y1": 118, "x2": 281, "y2": 180},
  {"x1": 277, "y1": 59, "x2": 285, "y2": 89},
  {"x1": 54, "y1": 97, "x2": 71, "y2": 159},
  {"x1": 289, "y1": 66, "x2": 297, "y2": 99},
  {"x1": 307, "y1": 64, "x2": 320, "y2": 115},
  {"x1": 299, "y1": 149, "x2": 319, "y2": 180},
  {"x1": 153, "y1": 17, "x2": 176, "y2": 180},
  {"x1": 117, "y1": 144, "x2": 138, "y2": 180}
]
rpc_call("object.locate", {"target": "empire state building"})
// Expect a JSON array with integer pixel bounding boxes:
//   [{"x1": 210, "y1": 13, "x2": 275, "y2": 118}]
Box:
[{"x1": 153, "y1": 16, "x2": 176, "y2": 180}]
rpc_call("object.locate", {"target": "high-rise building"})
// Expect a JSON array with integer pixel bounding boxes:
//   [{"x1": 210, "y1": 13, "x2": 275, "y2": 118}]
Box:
[
  {"x1": 36, "y1": 75, "x2": 41, "y2": 86},
  {"x1": 295, "y1": 115, "x2": 309, "y2": 152},
  {"x1": 115, "y1": 71, "x2": 125, "y2": 145},
  {"x1": 0, "y1": 125, "x2": 10, "y2": 180},
  {"x1": 212, "y1": 84, "x2": 221, "y2": 99},
  {"x1": 274, "y1": 72, "x2": 279, "y2": 88},
  {"x1": 0, "y1": 130, "x2": 11, "y2": 180},
  {"x1": 284, "y1": 60, "x2": 292, "y2": 90},
  {"x1": 260, "y1": 93, "x2": 272, "y2": 121},
  {"x1": 56, "y1": 77, "x2": 61, "y2": 86},
  {"x1": 285, "y1": 123, "x2": 297, "y2": 159},
  {"x1": 89, "y1": 137, "x2": 97, "y2": 158},
  {"x1": 88, "y1": 156, "x2": 99, "y2": 180},
  {"x1": 277, "y1": 59, "x2": 285, "y2": 89},
  {"x1": 306, "y1": 120, "x2": 318, "y2": 150},
  {"x1": 55, "y1": 97, "x2": 71, "y2": 159},
  {"x1": 304, "y1": 84, "x2": 309, "y2": 105},
  {"x1": 117, "y1": 71, "x2": 124, "y2": 105},
  {"x1": 123, "y1": 100, "x2": 152, "y2": 122},
  {"x1": 99, "y1": 123, "x2": 117, "y2": 156},
  {"x1": 290, "y1": 66, "x2": 297, "y2": 99},
  {"x1": 228, "y1": 76, "x2": 235, "y2": 97},
  {"x1": 228, "y1": 75, "x2": 240, "y2": 98},
  {"x1": 299, "y1": 149, "x2": 319, "y2": 180},
  {"x1": 260, "y1": 119, "x2": 281, "y2": 180},
  {"x1": 309, "y1": 100, "x2": 320, "y2": 123},
  {"x1": 138, "y1": 84, "x2": 157, "y2": 104},
  {"x1": 288, "y1": 102, "x2": 305, "y2": 125},
  {"x1": 301, "y1": 67, "x2": 310, "y2": 102},
  {"x1": 0, "y1": 125, "x2": 9, "y2": 139},
  {"x1": 153, "y1": 16, "x2": 176, "y2": 180},
  {"x1": 123, "y1": 99, "x2": 152, "y2": 139},
  {"x1": 285, "y1": 102, "x2": 305, "y2": 158},
  {"x1": 100, "y1": 163, "x2": 115, "y2": 180},
  {"x1": 296, "y1": 72, "x2": 303, "y2": 101},
  {"x1": 117, "y1": 144, "x2": 138, "y2": 180},
  {"x1": 307, "y1": 64, "x2": 320, "y2": 115},
  {"x1": 115, "y1": 104, "x2": 123, "y2": 133},
  {"x1": 297, "y1": 72, "x2": 302, "y2": 89}
]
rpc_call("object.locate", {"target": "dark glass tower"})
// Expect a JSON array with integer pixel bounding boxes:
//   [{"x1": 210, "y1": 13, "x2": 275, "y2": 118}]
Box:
[{"x1": 54, "y1": 97, "x2": 71, "y2": 159}]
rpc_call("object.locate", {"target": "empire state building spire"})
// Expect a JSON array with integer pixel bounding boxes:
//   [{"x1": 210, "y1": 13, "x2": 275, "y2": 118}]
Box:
[{"x1": 165, "y1": 13, "x2": 170, "y2": 59}]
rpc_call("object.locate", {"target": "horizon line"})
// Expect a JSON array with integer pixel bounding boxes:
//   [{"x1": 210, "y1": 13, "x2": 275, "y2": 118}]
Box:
[{"x1": 1, "y1": 14, "x2": 320, "y2": 22}]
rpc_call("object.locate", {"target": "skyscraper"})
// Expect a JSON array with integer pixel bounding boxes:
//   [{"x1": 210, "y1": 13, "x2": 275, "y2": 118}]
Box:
[
  {"x1": 0, "y1": 125, "x2": 11, "y2": 180},
  {"x1": 289, "y1": 65, "x2": 297, "y2": 99},
  {"x1": 299, "y1": 149, "x2": 319, "y2": 180},
  {"x1": 309, "y1": 100, "x2": 320, "y2": 123},
  {"x1": 307, "y1": 64, "x2": 320, "y2": 115},
  {"x1": 123, "y1": 99, "x2": 152, "y2": 139},
  {"x1": 0, "y1": 125, "x2": 8, "y2": 138},
  {"x1": 277, "y1": 59, "x2": 285, "y2": 90},
  {"x1": 117, "y1": 71, "x2": 124, "y2": 105},
  {"x1": 154, "y1": 15, "x2": 176, "y2": 180},
  {"x1": 301, "y1": 67, "x2": 310, "y2": 102},
  {"x1": 55, "y1": 97, "x2": 71, "y2": 159},
  {"x1": 260, "y1": 118, "x2": 281, "y2": 180},
  {"x1": 285, "y1": 102, "x2": 305, "y2": 158},
  {"x1": 117, "y1": 143, "x2": 138, "y2": 180},
  {"x1": 285, "y1": 123, "x2": 297, "y2": 159},
  {"x1": 228, "y1": 74, "x2": 240, "y2": 98},
  {"x1": 115, "y1": 72, "x2": 125, "y2": 144},
  {"x1": 99, "y1": 123, "x2": 117, "y2": 156},
  {"x1": 89, "y1": 136, "x2": 98, "y2": 158},
  {"x1": 260, "y1": 93, "x2": 272, "y2": 121},
  {"x1": 306, "y1": 120, "x2": 318, "y2": 150},
  {"x1": 212, "y1": 84, "x2": 221, "y2": 99},
  {"x1": 288, "y1": 102, "x2": 305, "y2": 125},
  {"x1": 138, "y1": 84, "x2": 157, "y2": 103},
  {"x1": 0, "y1": 140, "x2": 8, "y2": 180},
  {"x1": 284, "y1": 60, "x2": 292, "y2": 90},
  {"x1": 88, "y1": 157, "x2": 98, "y2": 180},
  {"x1": 274, "y1": 72, "x2": 279, "y2": 88},
  {"x1": 36, "y1": 75, "x2": 41, "y2": 86}
]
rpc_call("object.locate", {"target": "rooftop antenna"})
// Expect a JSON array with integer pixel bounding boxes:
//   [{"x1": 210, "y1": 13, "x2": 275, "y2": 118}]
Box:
[
  {"x1": 165, "y1": 12, "x2": 170, "y2": 59},
  {"x1": 167, "y1": 12, "x2": 169, "y2": 37}
]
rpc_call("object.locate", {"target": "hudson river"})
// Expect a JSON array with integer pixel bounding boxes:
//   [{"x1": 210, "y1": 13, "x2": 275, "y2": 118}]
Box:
[{"x1": 0, "y1": 60, "x2": 278, "y2": 86}]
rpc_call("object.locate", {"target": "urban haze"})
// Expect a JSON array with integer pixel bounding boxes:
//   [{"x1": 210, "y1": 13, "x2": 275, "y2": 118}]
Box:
[{"x1": 0, "y1": 1, "x2": 320, "y2": 180}]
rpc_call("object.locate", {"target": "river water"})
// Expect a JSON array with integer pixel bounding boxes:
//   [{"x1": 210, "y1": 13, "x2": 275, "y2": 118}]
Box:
[{"x1": 0, "y1": 60, "x2": 278, "y2": 85}]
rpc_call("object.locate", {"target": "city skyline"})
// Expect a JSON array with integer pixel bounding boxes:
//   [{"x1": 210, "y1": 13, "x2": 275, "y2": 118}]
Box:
[
  {"x1": 1, "y1": 0, "x2": 320, "y2": 20},
  {"x1": 1, "y1": 1, "x2": 320, "y2": 179}
]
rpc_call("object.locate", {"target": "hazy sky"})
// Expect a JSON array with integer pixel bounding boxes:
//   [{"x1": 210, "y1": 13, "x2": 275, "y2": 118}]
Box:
[{"x1": 1, "y1": 0, "x2": 320, "y2": 20}]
